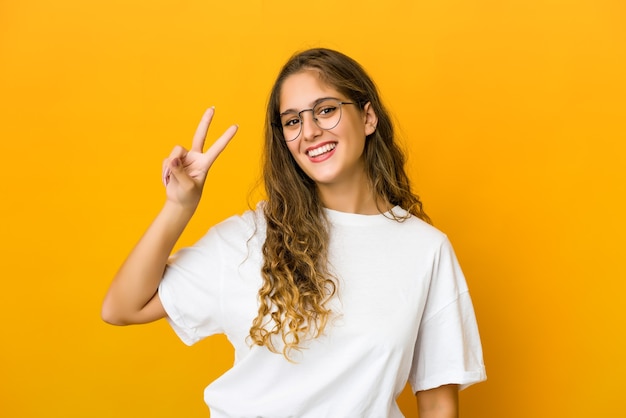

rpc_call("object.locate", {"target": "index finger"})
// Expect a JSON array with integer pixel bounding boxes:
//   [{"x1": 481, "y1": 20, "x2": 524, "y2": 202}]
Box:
[{"x1": 191, "y1": 107, "x2": 215, "y2": 152}]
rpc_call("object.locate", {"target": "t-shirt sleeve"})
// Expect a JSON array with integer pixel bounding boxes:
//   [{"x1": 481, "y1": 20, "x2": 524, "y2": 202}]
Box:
[
  {"x1": 158, "y1": 228, "x2": 224, "y2": 346},
  {"x1": 408, "y1": 237, "x2": 486, "y2": 392}
]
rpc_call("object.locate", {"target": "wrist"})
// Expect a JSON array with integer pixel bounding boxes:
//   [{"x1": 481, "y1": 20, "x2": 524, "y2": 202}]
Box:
[{"x1": 160, "y1": 200, "x2": 197, "y2": 225}]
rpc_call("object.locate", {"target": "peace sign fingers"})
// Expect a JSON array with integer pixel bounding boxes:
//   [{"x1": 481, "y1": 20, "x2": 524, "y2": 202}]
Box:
[{"x1": 162, "y1": 107, "x2": 238, "y2": 208}]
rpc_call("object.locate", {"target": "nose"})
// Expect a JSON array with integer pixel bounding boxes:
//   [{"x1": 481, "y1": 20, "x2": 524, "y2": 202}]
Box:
[{"x1": 300, "y1": 109, "x2": 322, "y2": 141}]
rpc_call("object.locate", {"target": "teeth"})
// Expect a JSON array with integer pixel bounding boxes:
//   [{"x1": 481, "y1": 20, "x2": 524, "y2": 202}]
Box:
[{"x1": 308, "y1": 143, "x2": 336, "y2": 157}]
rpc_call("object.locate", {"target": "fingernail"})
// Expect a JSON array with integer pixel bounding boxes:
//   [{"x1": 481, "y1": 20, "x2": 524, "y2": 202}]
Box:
[
  {"x1": 162, "y1": 168, "x2": 170, "y2": 187},
  {"x1": 172, "y1": 158, "x2": 180, "y2": 168}
]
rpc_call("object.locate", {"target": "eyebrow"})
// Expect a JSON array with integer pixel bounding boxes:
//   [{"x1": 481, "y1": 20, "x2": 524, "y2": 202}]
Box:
[{"x1": 279, "y1": 96, "x2": 342, "y2": 116}]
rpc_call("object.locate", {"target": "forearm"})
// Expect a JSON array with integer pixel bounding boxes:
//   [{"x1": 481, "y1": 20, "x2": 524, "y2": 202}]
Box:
[{"x1": 101, "y1": 201, "x2": 195, "y2": 325}]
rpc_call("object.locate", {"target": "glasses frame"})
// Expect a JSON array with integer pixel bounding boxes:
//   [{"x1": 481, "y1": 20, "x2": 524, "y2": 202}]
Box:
[{"x1": 278, "y1": 99, "x2": 356, "y2": 142}]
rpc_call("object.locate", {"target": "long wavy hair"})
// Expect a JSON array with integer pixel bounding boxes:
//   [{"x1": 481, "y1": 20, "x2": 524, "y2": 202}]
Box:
[{"x1": 249, "y1": 48, "x2": 431, "y2": 359}]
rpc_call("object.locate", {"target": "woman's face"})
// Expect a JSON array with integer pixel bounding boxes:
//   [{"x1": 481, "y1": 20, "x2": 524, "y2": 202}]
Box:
[{"x1": 279, "y1": 70, "x2": 377, "y2": 188}]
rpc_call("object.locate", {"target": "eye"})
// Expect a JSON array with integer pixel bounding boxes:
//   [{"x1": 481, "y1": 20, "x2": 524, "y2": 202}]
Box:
[
  {"x1": 281, "y1": 115, "x2": 301, "y2": 128},
  {"x1": 315, "y1": 105, "x2": 337, "y2": 118}
]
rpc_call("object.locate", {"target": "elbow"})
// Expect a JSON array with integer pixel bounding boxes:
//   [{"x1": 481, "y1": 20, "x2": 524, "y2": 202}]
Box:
[
  {"x1": 101, "y1": 288, "x2": 164, "y2": 325},
  {"x1": 100, "y1": 296, "x2": 129, "y2": 326},
  {"x1": 101, "y1": 310, "x2": 125, "y2": 326}
]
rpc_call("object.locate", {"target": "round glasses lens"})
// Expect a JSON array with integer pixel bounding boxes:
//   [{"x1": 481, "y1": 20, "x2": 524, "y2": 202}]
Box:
[
  {"x1": 313, "y1": 99, "x2": 342, "y2": 130},
  {"x1": 280, "y1": 112, "x2": 302, "y2": 142}
]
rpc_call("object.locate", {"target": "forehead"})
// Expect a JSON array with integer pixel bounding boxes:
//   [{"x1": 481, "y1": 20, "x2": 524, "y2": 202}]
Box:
[{"x1": 279, "y1": 70, "x2": 342, "y2": 112}]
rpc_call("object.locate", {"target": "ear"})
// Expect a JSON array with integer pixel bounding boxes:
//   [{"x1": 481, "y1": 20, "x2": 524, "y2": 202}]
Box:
[{"x1": 362, "y1": 102, "x2": 378, "y2": 136}]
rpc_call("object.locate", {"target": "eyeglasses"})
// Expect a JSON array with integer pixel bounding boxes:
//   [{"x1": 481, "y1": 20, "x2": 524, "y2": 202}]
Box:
[{"x1": 279, "y1": 98, "x2": 356, "y2": 142}]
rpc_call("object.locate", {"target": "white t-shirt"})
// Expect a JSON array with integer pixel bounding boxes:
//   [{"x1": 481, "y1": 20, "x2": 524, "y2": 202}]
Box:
[{"x1": 159, "y1": 205, "x2": 486, "y2": 417}]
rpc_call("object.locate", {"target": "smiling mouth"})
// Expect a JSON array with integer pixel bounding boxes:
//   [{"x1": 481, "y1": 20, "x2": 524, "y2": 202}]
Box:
[{"x1": 307, "y1": 143, "x2": 337, "y2": 158}]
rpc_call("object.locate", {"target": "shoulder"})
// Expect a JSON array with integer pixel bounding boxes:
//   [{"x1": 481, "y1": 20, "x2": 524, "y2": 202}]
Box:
[
  {"x1": 388, "y1": 206, "x2": 450, "y2": 249},
  {"x1": 207, "y1": 202, "x2": 267, "y2": 246}
]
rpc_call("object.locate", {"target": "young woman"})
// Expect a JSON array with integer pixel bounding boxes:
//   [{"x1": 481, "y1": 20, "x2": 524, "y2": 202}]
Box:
[{"x1": 102, "y1": 48, "x2": 486, "y2": 417}]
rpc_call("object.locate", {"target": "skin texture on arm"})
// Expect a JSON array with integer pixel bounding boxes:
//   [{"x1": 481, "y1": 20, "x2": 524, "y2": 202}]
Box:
[
  {"x1": 416, "y1": 384, "x2": 459, "y2": 418},
  {"x1": 101, "y1": 107, "x2": 237, "y2": 326}
]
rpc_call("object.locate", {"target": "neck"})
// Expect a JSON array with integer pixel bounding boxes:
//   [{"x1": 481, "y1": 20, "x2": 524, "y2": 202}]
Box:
[{"x1": 316, "y1": 176, "x2": 391, "y2": 215}]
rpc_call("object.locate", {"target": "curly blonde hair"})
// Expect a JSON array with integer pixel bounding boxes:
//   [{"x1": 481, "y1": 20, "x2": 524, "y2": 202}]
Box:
[{"x1": 249, "y1": 48, "x2": 430, "y2": 359}]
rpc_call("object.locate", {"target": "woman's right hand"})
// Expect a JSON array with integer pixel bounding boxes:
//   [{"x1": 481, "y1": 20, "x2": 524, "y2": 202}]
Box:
[
  {"x1": 102, "y1": 107, "x2": 238, "y2": 326},
  {"x1": 162, "y1": 107, "x2": 238, "y2": 209}
]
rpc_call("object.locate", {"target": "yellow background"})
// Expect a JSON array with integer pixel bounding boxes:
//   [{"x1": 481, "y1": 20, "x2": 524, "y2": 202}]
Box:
[{"x1": 1, "y1": 0, "x2": 624, "y2": 417}]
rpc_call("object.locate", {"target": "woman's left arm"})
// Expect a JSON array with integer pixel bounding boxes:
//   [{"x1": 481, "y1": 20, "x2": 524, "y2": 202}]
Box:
[{"x1": 416, "y1": 384, "x2": 459, "y2": 418}]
